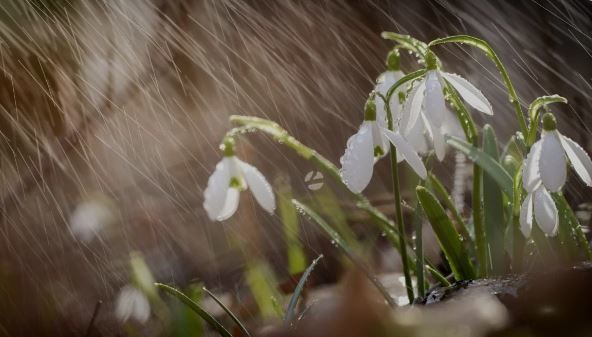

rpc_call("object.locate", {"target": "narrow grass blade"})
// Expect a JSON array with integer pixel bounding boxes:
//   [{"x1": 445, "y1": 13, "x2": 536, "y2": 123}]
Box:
[
  {"x1": 446, "y1": 135, "x2": 513, "y2": 198},
  {"x1": 156, "y1": 283, "x2": 232, "y2": 337},
  {"x1": 416, "y1": 187, "x2": 476, "y2": 280},
  {"x1": 292, "y1": 199, "x2": 397, "y2": 307},
  {"x1": 284, "y1": 254, "x2": 324, "y2": 322},
  {"x1": 482, "y1": 125, "x2": 506, "y2": 274},
  {"x1": 202, "y1": 287, "x2": 251, "y2": 337}
]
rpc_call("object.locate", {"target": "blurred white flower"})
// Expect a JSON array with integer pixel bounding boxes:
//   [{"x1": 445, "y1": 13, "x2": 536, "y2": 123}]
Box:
[
  {"x1": 203, "y1": 155, "x2": 275, "y2": 221},
  {"x1": 115, "y1": 285, "x2": 150, "y2": 323},
  {"x1": 69, "y1": 197, "x2": 114, "y2": 242},
  {"x1": 520, "y1": 114, "x2": 592, "y2": 237},
  {"x1": 340, "y1": 100, "x2": 427, "y2": 193},
  {"x1": 401, "y1": 69, "x2": 493, "y2": 161}
]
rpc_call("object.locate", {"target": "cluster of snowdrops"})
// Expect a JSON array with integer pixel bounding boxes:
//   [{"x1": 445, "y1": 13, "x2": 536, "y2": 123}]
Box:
[{"x1": 116, "y1": 32, "x2": 592, "y2": 325}]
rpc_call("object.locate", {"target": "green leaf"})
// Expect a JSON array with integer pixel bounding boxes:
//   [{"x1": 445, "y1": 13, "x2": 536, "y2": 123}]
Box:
[
  {"x1": 427, "y1": 173, "x2": 474, "y2": 246},
  {"x1": 156, "y1": 283, "x2": 232, "y2": 337},
  {"x1": 482, "y1": 125, "x2": 506, "y2": 274},
  {"x1": 284, "y1": 254, "x2": 324, "y2": 321},
  {"x1": 446, "y1": 135, "x2": 513, "y2": 198},
  {"x1": 416, "y1": 186, "x2": 476, "y2": 280},
  {"x1": 202, "y1": 287, "x2": 251, "y2": 337},
  {"x1": 292, "y1": 199, "x2": 397, "y2": 307}
]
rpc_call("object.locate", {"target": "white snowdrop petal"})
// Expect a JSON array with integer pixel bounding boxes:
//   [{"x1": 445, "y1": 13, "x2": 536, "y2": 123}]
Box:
[
  {"x1": 441, "y1": 107, "x2": 465, "y2": 140},
  {"x1": 442, "y1": 72, "x2": 493, "y2": 115},
  {"x1": 401, "y1": 79, "x2": 426, "y2": 134},
  {"x1": 381, "y1": 128, "x2": 427, "y2": 179},
  {"x1": 132, "y1": 292, "x2": 151, "y2": 323},
  {"x1": 372, "y1": 121, "x2": 390, "y2": 158},
  {"x1": 559, "y1": 134, "x2": 592, "y2": 187},
  {"x1": 519, "y1": 192, "x2": 534, "y2": 238},
  {"x1": 534, "y1": 187, "x2": 558, "y2": 236},
  {"x1": 240, "y1": 160, "x2": 276, "y2": 213},
  {"x1": 424, "y1": 71, "x2": 447, "y2": 128},
  {"x1": 216, "y1": 188, "x2": 240, "y2": 221},
  {"x1": 340, "y1": 122, "x2": 375, "y2": 193},
  {"x1": 423, "y1": 114, "x2": 446, "y2": 161},
  {"x1": 522, "y1": 140, "x2": 542, "y2": 193},
  {"x1": 375, "y1": 70, "x2": 405, "y2": 128},
  {"x1": 203, "y1": 158, "x2": 231, "y2": 221},
  {"x1": 116, "y1": 286, "x2": 150, "y2": 323},
  {"x1": 69, "y1": 199, "x2": 114, "y2": 242},
  {"x1": 405, "y1": 116, "x2": 429, "y2": 155},
  {"x1": 539, "y1": 131, "x2": 566, "y2": 192}
]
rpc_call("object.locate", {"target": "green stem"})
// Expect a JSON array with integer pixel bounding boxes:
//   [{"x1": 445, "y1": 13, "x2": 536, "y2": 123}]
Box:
[
  {"x1": 389, "y1": 145, "x2": 414, "y2": 302},
  {"x1": 511, "y1": 168, "x2": 525, "y2": 272},
  {"x1": 429, "y1": 35, "x2": 528, "y2": 137},
  {"x1": 384, "y1": 79, "x2": 415, "y2": 303},
  {"x1": 472, "y1": 164, "x2": 487, "y2": 277}
]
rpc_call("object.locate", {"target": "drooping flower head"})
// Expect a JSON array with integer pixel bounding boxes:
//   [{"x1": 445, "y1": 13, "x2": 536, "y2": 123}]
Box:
[
  {"x1": 340, "y1": 96, "x2": 427, "y2": 193},
  {"x1": 115, "y1": 285, "x2": 150, "y2": 323},
  {"x1": 520, "y1": 113, "x2": 592, "y2": 237},
  {"x1": 375, "y1": 50, "x2": 405, "y2": 128},
  {"x1": 203, "y1": 138, "x2": 276, "y2": 221},
  {"x1": 401, "y1": 50, "x2": 493, "y2": 161}
]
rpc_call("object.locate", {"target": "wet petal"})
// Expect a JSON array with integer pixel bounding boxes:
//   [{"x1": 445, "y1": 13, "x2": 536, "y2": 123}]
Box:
[
  {"x1": 401, "y1": 79, "x2": 426, "y2": 133},
  {"x1": 423, "y1": 114, "x2": 446, "y2": 161},
  {"x1": 203, "y1": 158, "x2": 231, "y2": 221},
  {"x1": 340, "y1": 122, "x2": 375, "y2": 193},
  {"x1": 115, "y1": 286, "x2": 150, "y2": 323},
  {"x1": 405, "y1": 116, "x2": 429, "y2": 155},
  {"x1": 240, "y1": 160, "x2": 276, "y2": 213},
  {"x1": 520, "y1": 192, "x2": 534, "y2": 238},
  {"x1": 441, "y1": 107, "x2": 465, "y2": 140},
  {"x1": 375, "y1": 70, "x2": 404, "y2": 127},
  {"x1": 441, "y1": 72, "x2": 493, "y2": 115},
  {"x1": 559, "y1": 134, "x2": 592, "y2": 187},
  {"x1": 217, "y1": 188, "x2": 240, "y2": 221},
  {"x1": 522, "y1": 140, "x2": 542, "y2": 193},
  {"x1": 540, "y1": 131, "x2": 566, "y2": 192},
  {"x1": 534, "y1": 187, "x2": 558, "y2": 236},
  {"x1": 381, "y1": 128, "x2": 427, "y2": 179},
  {"x1": 424, "y1": 71, "x2": 446, "y2": 128}
]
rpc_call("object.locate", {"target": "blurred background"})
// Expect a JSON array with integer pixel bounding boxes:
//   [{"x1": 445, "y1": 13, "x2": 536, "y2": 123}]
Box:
[{"x1": 0, "y1": 0, "x2": 591, "y2": 335}]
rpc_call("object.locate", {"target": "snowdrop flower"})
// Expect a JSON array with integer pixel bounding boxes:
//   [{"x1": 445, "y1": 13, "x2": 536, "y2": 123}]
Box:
[
  {"x1": 520, "y1": 113, "x2": 592, "y2": 237},
  {"x1": 374, "y1": 51, "x2": 406, "y2": 128},
  {"x1": 401, "y1": 51, "x2": 493, "y2": 161},
  {"x1": 69, "y1": 196, "x2": 115, "y2": 242},
  {"x1": 203, "y1": 139, "x2": 275, "y2": 221},
  {"x1": 340, "y1": 98, "x2": 427, "y2": 193},
  {"x1": 115, "y1": 285, "x2": 151, "y2": 323}
]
